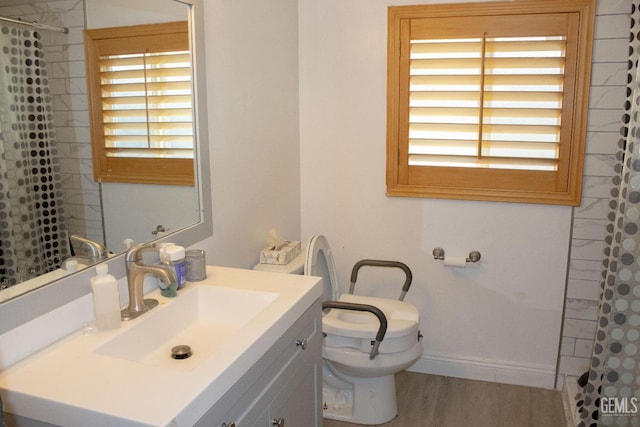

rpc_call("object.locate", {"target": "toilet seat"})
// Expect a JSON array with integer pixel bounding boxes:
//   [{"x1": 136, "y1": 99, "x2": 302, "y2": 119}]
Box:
[
  {"x1": 324, "y1": 294, "x2": 420, "y2": 354},
  {"x1": 304, "y1": 235, "x2": 420, "y2": 354}
]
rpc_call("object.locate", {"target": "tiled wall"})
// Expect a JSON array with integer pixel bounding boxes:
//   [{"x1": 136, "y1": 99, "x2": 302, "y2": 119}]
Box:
[
  {"x1": 0, "y1": 0, "x2": 104, "y2": 245},
  {"x1": 559, "y1": 0, "x2": 632, "y2": 377}
]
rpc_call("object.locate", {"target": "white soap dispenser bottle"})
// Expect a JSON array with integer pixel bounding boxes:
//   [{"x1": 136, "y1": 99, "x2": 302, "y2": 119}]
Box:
[{"x1": 90, "y1": 264, "x2": 121, "y2": 331}]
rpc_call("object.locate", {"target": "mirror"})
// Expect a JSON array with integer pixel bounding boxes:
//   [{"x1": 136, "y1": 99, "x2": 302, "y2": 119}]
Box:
[
  {"x1": 0, "y1": 0, "x2": 211, "y2": 333},
  {"x1": 0, "y1": 0, "x2": 210, "y2": 304}
]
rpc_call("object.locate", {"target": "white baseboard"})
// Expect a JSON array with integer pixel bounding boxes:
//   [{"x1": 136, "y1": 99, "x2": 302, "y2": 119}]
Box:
[{"x1": 408, "y1": 352, "x2": 557, "y2": 389}]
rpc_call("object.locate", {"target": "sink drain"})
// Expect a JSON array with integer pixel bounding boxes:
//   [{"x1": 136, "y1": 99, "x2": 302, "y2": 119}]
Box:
[{"x1": 171, "y1": 345, "x2": 193, "y2": 360}]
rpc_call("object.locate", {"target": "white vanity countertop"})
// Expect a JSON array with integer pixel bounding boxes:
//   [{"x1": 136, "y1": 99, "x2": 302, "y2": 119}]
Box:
[{"x1": 0, "y1": 266, "x2": 322, "y2": 426}]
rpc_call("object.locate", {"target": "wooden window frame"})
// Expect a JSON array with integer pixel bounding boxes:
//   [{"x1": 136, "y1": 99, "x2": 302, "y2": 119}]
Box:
[
  {"x1": 386, "y1": 0, "x2": 596, "y2": 205},
  {"x1": 84, "y1": 21, "x2": 195, "y2": 186}
]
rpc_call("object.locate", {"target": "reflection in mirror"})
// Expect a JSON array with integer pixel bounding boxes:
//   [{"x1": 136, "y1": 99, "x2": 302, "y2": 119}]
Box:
[
  {"x1": 84, "y1": 0, "x2": 199, "y2": 254},
  {"x1": 0, "y1": 14, "x2": 71, "y2": 288},
  {"x1": 0, "y1": 0, "x2": 211, "y2": 333},
  {"x1": 0, "y1": 0, "x2": 201, "y2": 303}
]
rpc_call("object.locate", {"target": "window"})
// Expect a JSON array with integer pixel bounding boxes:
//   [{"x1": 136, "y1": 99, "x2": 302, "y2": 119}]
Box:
[
  {"x1": 386, "y1": 1, "x2": 596, "y2": 205},
  {"x1": 84, "y1": 22, "x2": 194, "y2": 186}
]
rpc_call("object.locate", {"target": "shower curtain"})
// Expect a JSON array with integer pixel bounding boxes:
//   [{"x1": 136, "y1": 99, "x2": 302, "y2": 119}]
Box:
[
  {"x1": 0, "y1": 23, "x2": 69, "y2": 287},
  {"x1": 576, "y1": 2, "x2": 640, "y2": 425}
]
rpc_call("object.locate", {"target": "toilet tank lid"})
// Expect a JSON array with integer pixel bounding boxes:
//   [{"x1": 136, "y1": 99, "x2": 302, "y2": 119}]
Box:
[{"x1": 253, "y1": 251, "x2": 304, "y2": 274}]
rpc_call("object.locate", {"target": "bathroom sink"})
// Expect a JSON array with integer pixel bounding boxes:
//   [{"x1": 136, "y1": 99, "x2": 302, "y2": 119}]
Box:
[
  {"x1": 0, "y1": 266, "x2": 322, "y2": 426},
  {"x1": 95, "y1": 285, "x2": 278, "y2": 370}
]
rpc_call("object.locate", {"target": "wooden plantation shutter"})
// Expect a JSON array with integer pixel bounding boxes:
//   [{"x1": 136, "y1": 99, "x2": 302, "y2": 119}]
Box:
[
  {"x1": 85, "y1": 21, "x2": 195, "y2": 185},
  {"x1": 409, "y1": 34, "x2": 565, "y2": 171},
  {"x1": 387, "y1": 1, "x2": 595, "y2": 205}
]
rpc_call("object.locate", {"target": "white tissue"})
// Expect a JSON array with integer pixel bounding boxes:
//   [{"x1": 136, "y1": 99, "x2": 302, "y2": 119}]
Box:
[
  {"x1": 266, "y1": 228, "x2": 287, "y2": 251},
  {"x1": 443, "y1": 256, "x2": 467, "y2": 268}
]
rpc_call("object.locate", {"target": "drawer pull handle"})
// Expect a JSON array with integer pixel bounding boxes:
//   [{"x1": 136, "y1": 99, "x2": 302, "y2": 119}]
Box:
[
  {"x1": 295, "y1": 338, "x2": 307, "y2": 350},
  {"x1": 272, "y1": 418, "x2": 285, "y2": 427}
]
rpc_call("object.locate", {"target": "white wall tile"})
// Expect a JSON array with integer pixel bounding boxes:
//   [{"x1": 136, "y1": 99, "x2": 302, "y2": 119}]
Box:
[
  {"x1": 561, "y1": 337, "x2": 576, "y2": 356},
  {"x1": 574, "y1": 197, "x2": 610, "y2": 220},
  {"x1": 595, "y1": 14, "x2": 631, "y2": 39},
  {"x1": 582, "y1": 175, "x2": 616, "y2": 199},
  {"x1": 575, "y1": 339, "x2": 595, "y2": 358},
  {"x1": 69, "y1": 77, "x2": 86, "y2": 95},
  {"x1": 566, "y1": 278, "x2": 602, "y2": 301},
  {"x1": 596, "y1": 0, "x2": 632, "y2": 15},
  {"x1": 591, "y1": 62, "x2": 628, "y2": 86},
  {"x1": 587, "y1": 109, "x2": 625, "y2": 132},
  {"x1": 565, "y1": 298, "x2": 599, "y2": 321},
  {"x1": 559, "y1": 355, "x2": 592, "y2": 376},
  {"x1": 571, "y1": 238, "x2": 606, "y2": 261},
  {"x1": 588, "y1": 85, "x2": 627, "y2": 109},
  {"x1": 563, "y1": 318, "x2": 598, "y2": 340},
  {"x1": 583, "y1": 153, "x2": 617, "y2": 176},
  {"x1": 592, "y1": 38, "x2": 631, "y2": 63},
  {"x1": 586, "y1": 131, "x2": 621, "y2": 155},
  {"x1": 568, "y1": 259, "x2": 604, "y2": 282},
  {"x1": 67, "y1": 44, "x2": 85, "y2": 62},
  {"x1": 572, "y1": 218, "x2": 608, "y2": 240}
]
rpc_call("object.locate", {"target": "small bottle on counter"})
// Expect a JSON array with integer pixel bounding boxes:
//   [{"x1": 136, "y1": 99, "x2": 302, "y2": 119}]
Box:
[
  {"x1": 159, "y1": 244, "x2": 187, "y2": 289},
  {"x1": 90, "y1": 264, "x2": 121, "y2": 331}
]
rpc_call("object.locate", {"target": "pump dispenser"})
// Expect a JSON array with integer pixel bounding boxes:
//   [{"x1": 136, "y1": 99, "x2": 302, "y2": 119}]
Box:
[
  {"x1": 159, "y1": 244, "x2": 187, "y2": 289},
  {"x1": 90, "y1": 264, "x2": 121, "y2": 331}
]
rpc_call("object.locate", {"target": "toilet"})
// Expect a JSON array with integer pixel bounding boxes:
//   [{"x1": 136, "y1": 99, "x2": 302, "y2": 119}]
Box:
[{"x1": 255, "y1": 235, "x2": 423, "y2": 425}]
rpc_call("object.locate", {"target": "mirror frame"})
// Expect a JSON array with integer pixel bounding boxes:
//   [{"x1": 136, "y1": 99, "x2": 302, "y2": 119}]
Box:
[{"x1": 0, "y1": 0, "x2": 212, "y2": 335}]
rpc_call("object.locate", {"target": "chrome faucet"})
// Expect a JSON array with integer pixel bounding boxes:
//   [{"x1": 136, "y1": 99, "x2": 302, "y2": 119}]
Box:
[
  {"x1": 63, "y1": 235, "x2": 108, "y2": 271},
  {"x1": 121, "y1": 243, "x2": 177, "y2": 321},
  {"x1": 69, "y1": 234, "x2": 107, "y2": 260}
]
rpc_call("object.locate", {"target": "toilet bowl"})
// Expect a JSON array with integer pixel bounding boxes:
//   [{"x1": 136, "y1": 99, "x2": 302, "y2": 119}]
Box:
[{"x1": 254, "y1": 235, "x2": 423, "y2": 425}]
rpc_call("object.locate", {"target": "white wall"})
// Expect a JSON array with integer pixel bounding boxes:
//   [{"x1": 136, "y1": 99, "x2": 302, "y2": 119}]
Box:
[
  {"x1": 101, "y1": 183, "x2": 198, "y2": 252},
  {"x1": 194, "y1": 0, "x2": 302, "y2": 268},
  {"x1": 298, "y1": 0, "x2": 572, "y2": 388}
]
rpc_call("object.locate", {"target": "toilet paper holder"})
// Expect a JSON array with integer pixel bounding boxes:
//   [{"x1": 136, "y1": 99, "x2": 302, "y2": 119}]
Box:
[{"x1": 432, "y1": 247, "x2": 481, "y2": 263}]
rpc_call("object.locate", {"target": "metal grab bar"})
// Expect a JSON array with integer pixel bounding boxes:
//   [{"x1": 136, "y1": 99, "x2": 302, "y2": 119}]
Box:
[
  {"x1": 322, "y1": 301, "x2": 388, "y2": 360},
  {"x1": 349, "y1": 260, "x2": 413, "y2": 301}
]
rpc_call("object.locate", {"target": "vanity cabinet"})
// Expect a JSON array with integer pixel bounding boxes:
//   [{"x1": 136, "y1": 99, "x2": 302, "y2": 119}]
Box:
[{"x1": 196, "y1": 299, "x2": 322, "y2": 427}]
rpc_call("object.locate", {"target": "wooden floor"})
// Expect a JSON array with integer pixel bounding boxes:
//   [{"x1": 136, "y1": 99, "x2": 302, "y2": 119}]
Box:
[{"x1": 323, "y1": 371, "x2": 567, "y2": 427}]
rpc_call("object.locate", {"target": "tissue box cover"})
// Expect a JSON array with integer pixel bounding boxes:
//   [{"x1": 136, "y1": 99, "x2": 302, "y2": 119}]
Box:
[{"x1": 260, "y1": 241, "x2": 301, "y2": 265}]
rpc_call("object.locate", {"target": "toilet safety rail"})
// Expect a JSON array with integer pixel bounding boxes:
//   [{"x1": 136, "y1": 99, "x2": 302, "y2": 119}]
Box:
[
  {"x1": 349, "y1": 260, "x2": 413, "y2": 301},
  {"x1": 322, "y1": 301, "x2": 388, "y2": 360}
]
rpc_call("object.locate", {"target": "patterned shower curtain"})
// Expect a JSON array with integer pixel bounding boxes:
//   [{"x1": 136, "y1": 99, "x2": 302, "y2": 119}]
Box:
[
  {"x1": 0, "y1": 23, "x2": 69, "y2": 287},
  {"x1": 577, "y1": 2, "x2": 640, "y2": 425}
]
